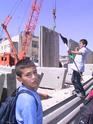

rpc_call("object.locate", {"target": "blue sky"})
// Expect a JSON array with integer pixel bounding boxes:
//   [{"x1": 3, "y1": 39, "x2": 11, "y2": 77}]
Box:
[{"x1": 0, "y1": 0, "x2": 93, "y2": 55}]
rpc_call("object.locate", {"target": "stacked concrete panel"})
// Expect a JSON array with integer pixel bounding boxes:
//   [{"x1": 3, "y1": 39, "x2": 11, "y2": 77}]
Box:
[
  {"x1": 0, "y1": 66, "x2": 16, "y2": 101},
  {"x1": 37, "y1": 67, "x2": 67, "y2": 89}
]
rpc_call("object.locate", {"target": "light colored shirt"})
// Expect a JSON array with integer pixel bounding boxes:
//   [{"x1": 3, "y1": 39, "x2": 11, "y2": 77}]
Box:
[
  {"x1": 16, "y1": 85, "x2": 43, "y2": 124},
  {"x1": 71, "y1": 47, "x2": 88, "y2": 72}
]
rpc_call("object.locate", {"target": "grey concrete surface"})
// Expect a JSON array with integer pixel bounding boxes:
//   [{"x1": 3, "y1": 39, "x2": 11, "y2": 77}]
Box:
[
  {"x1": 37, "y1": 67, "x2": 67, "y2": 89},
  {"x1": 0, "y1": 74, "x2": 5, "y2": 100},
  {"x1": 0, "y1": 66, "x2": 16, "y2": 101},
  {"x1": 39, "y1": 26, "x2": 59, "y2": 67}
]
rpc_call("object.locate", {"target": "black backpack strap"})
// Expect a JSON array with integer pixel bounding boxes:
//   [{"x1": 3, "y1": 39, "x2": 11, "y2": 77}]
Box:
[{"x1": 4, "y1": 89, "x2": 38, "y2": 124}]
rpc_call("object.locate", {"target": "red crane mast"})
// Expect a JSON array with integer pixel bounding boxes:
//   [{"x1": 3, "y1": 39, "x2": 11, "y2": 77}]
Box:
[
  {"x1": 1, "y1": 15, "x2": 18, "y2": 65},
  {"x1": 1, "y1": 23, "x2": 18, "y2": 63},
  {"x1": 19, "y1": 0, "x2": 43, "y2": 60}
]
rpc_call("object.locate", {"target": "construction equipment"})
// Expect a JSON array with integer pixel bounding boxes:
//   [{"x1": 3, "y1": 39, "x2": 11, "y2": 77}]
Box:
[
  {"x1": 18, "y1": 0, "x2": 43, "y2": 60},
  {"x1": 0, "y1": 0, "x2": 43, "y2": 66},
  {"x1": 1, "y1": 23, "x2": 18, "y2": 65},
  {"x1": 0, "y1": 0, "x2": 24, "y2": 65},
  {"x1": 0, "y1": 14, "x2": 18, "y2": 65}
]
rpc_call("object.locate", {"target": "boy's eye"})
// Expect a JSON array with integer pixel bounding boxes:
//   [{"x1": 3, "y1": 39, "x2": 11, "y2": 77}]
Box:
[{"x1": 25, "y1": 71, "x2": 37, "y2": 77}]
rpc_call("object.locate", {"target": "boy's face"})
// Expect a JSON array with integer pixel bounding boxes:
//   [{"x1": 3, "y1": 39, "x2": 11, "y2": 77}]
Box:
[
  {"x1": 79, "y1": 41, "x2": 85, "y2": 48},
  {"x1": 18, "y1": 66, "x2": 39, "y2": 90}
]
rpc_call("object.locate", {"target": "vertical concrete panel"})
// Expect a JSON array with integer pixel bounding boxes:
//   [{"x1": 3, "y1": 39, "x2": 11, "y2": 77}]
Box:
[
  {"x1": 0, "y1": 74, "x2": 5, "y2": 100},
  {"x1": 0, "y1": 74, "x2": 8, "y2": 102},
  {"x1": 7, "y1": 69, "x2": 16, "y2": 96},
  {"x1": 39, "y1": 26, "x2": 59, "y2": 67}
]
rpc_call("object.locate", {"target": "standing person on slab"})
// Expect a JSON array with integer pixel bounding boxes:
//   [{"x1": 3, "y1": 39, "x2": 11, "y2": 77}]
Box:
[{"x1": 68, "y1": 39, "x2": 88, "y2": 97}]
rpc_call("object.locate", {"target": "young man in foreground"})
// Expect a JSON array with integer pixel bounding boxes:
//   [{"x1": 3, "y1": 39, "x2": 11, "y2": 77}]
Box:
[{"x1": 15, "y1": 57, "x2": 43, "y2": 124}]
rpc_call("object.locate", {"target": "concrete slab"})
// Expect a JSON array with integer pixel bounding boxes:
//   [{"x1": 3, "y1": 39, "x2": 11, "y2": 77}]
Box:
[
  {"x1": 65, "y1": 64, "x2": 93, "y2": 84},
  {"x1": 39, "y1": 86, "x2": 74, "y2": 111},
  {"x1": 37, "y1": 67, "x2": 67, "y2": 89},
  {"x1": 81, "y1": 75, "x2": 92, "y2": 84},
  {"x1": 41, "y1": 74, "x2": 92, "y2": 112},
  {"x1": 0, "y1": 65, "x2": 14, "y2": 74}
]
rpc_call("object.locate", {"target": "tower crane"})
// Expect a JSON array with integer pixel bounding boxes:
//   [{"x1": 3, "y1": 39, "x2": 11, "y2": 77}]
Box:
[{"x1": 0, "y1": 0, "x2": 43, "y2": 65}]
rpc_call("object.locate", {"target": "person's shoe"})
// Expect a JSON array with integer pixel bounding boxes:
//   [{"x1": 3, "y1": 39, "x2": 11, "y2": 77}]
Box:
[
  {"x1": 72, "y1": 90, "x2": 85, "y2": 98},
  {"x1": 72, "y1": 90, "x2": 79, "y2": 95},
  {"x1": 72, "y1": 90, "x2": 76, "y2": 95},
  {"x1": 76, "y1": 92, "x2": 85, "y2": 99}
]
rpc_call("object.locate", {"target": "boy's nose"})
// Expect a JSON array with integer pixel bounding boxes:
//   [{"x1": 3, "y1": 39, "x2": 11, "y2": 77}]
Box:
[{"x1": 32, "y1": 73, "x2": 37, "y2": 78}]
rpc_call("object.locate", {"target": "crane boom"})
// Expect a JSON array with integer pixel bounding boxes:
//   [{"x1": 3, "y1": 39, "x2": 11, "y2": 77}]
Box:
[
  {"x1": 1, "y1": 23, "x2": 18, "y2": 64},
  {"x1": 19, "y1": 0, "x2": 43, "y2": 59}
]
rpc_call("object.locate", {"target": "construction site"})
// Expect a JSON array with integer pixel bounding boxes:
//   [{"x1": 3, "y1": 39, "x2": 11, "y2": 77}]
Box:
[{"x1": 0, "y1": 0, "x2": 93, "y2": 123}]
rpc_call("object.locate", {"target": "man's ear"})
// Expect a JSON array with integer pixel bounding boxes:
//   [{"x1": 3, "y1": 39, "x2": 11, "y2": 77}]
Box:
[
  {"x1": 16, "y1": 76, "x2": 22, "y2": 82},
  {"x1": 83, "y1": 44, "x2": 86, "y2": 47}
]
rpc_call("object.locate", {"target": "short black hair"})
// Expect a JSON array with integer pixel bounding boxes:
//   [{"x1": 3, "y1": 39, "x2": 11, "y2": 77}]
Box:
[
  {"x1": 15, "y1": 57, "x2": 36, "y2": 77},
  {"x1": 80, "y1": 39, "x2": 88, "y2": 46}
]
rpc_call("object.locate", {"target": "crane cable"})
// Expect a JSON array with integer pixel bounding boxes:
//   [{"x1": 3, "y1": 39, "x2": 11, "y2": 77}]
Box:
[
  {"x1": 9, "y1": 0, "x2": 24, "y2": 18},
  {"x1": 52, "y1": 0, "x2": 56, "y2": 31},
  {"x1": 18, "y1": 0, "x2": 31, "y2": 33},
  {"x1": 3, "y1": 0, "x2": 23, "y2": 26}
]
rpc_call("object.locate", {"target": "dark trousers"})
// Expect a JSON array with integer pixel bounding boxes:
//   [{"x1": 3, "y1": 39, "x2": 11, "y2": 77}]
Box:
[{"x1": 71, "y1": 70, "x2": 85, "y2": 96}]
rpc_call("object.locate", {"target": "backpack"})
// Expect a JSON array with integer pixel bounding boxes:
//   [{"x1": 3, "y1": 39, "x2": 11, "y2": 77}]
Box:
[
  {"x1": 0, "y1": 88, "x2": 37, "y2": 124},
  {"x1": 74, "y1": 98, "x2": 93, "y2": 124}
]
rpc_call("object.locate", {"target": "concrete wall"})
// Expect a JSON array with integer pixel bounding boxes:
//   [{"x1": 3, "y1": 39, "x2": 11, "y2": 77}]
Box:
[
  {"x1": 39, "y1": 26, "x2": 59, "y2": 67},
  {"x1": 86, "y1": 51, "x2": 93, "y2": 64},
  {"x1": 0, "y1": 67, "x2": 16, "y2": 101}
]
